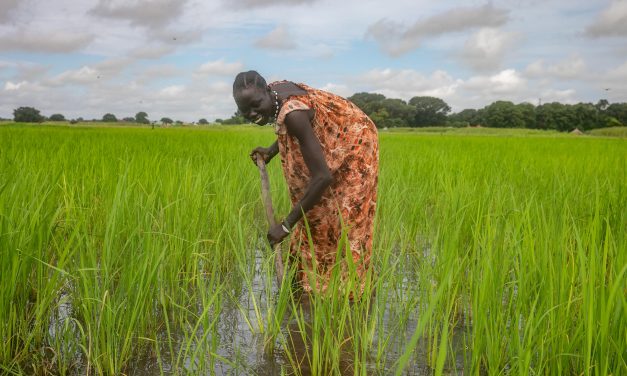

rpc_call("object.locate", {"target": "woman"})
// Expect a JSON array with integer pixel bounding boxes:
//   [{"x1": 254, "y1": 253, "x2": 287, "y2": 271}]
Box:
[{"x1": 233, "y1": 70, "x2": 378, "y2": 294}]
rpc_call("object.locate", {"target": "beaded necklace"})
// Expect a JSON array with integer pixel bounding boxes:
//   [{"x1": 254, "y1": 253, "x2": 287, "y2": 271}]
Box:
[{"x1": 271, "y1": 90, "x2": 280, "y2": 123}]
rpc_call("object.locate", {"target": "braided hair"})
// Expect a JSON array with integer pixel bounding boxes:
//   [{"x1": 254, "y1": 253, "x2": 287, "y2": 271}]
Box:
[{"x1": 233, "y1": 70, "x2": 267, "y2": 95}]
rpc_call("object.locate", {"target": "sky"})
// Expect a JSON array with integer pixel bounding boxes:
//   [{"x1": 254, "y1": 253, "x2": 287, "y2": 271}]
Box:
[{"x1": 0, "y1": 0, "x2": 626, "y2": 122}]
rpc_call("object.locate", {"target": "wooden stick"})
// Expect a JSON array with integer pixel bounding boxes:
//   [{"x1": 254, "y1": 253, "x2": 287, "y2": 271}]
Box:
[{"x1": 255, "y1": 154, "x2": 285, "y2": 285}]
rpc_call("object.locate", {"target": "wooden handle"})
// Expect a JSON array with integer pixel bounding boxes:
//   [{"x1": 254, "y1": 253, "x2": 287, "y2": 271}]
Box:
[{"x1": 255, "y1": 154, "x2": 284, "y2": 284}]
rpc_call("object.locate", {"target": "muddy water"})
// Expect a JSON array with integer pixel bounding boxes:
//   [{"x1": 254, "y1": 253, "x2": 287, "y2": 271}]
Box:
[
  {"x1": 137, "y1": 248, "x2": 468, "y2": 375},
  {"x1": 56, "y1": 249, "x2": 468, "y2": 375}
]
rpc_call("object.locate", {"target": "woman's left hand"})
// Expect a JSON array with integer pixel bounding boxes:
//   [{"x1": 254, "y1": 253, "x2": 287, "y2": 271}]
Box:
[{"x1": 267, "y1": 223, "x2": 289, "y2": 247}]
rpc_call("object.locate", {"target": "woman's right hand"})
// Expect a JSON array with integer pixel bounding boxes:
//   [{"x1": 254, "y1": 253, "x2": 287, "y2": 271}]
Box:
[{"x1": 250, "y1": 146, "x2": 272, "y2": 165}]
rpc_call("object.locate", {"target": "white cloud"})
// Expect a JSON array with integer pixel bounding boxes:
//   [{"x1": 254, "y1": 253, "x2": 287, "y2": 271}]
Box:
[
  {"x1": 158, "y1": 85, "x2": 185, "y2": 97},
  {"x1": 355, "y1": 68, "x2": 461, "y2": 100},
  {"x1": 460, "y1": 28, "x2": 519, "y2": 71},
  {"x1": 254, "y1": 25, "x2": 296, "y2": 50},
  {"x1": 367, "y1": 4, "x2": 510, "y2": 56},
  {"x1": 0, "y1": 29, "x2": 93, "y2": 53},
  {"x1": 463, "y1": 69, "x2": 526, "y2": 94},
  {"x1": 46, "y1": 66, "x2": 101, "y2": 87},
  {"x1": 585, "y1": 0, "x2": 627, "y2": 38},
  {"x1": 4, "y1": 81, "x2": 27, "y2": 91},
  {"x1": 89, "y1": 0, "x2": 190, "y2": 29},
  {"x1": 196, "y1": 59, "x2": 244, "y2": 76},
  {"x1": 226, "y1": 0, "x2": 318, "y2": 9},
  {"x1": 131, "y1": 45, "x2": 176, "y2": 59},
  {"x1": 0, "y1": 0, "x2": 20, "y2": 22},
  {"x1": 524, "y1": 56, "x2": 587, "y2": 79}
]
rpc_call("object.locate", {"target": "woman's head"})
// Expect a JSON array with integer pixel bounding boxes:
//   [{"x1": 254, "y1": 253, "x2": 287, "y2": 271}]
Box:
[{"x1": 233, "y1": 71, "x2": 275, "y2": 125}]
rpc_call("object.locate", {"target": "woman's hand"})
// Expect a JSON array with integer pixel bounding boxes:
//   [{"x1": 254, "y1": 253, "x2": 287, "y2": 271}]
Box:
[
  {"x1": 267, "y1": 223, "x2": 289, "y2": 247},
  {"x1": 250, "y1": 146, "x2": 271, "y2": 164}
]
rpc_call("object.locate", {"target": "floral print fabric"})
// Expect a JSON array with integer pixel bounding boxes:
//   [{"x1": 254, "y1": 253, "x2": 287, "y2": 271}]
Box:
[{"x1": 271, "y1": 82, "x2": 379, "y2": 294}]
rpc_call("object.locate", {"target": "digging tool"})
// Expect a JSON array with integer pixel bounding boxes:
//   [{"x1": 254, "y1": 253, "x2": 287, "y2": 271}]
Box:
[{"x1": 255, "y1": 154, "x2": 285, "y2": 285}]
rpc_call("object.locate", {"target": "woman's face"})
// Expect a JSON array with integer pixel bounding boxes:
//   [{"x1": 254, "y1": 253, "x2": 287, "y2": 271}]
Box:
[{"x1": 234, "y1": 86, "x2": 273, "y2": 125}]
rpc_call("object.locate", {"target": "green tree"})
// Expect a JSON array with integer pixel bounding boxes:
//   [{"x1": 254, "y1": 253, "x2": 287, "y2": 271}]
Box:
[
  {"x1": 160, "y1": 117, "x2": 173, "y2": 125},
  {"x1": 135, "y1": 111, "x2": 150, "y2": 124},
  {"x1": 222, "y1": 111, "x2": 246, "y2": 125},
  {"x1": 198, "y1": 118, "x2": 209, "y2": 125},
  {"x1": 536, "y1": 102, "x2": 577, "y2": 131},
  {"x1": 13, "y1": 107, "x2": 44, "y2": 123},
  {"x1": 408, "y1": 96, "x2": 451, "y2": 126},
  {"x1": 517, "y1": 103, "x2": 536, "y2": 129},
  {"x1": 102, "y1": 113, "x2": 118, "y2": 122},
  {"x1": 49, "y1": 113, "x2": 66, "y2": 121},
  {"x1": 348, "y1": 92, "x2": 387, "y2": 115},
  {"x1": 606, "y1": 103, "x2": 627, "y2": 125},
  {"x1": 483, "y1": 101, "x2": 526, "y2": 128},
  {"x1": 448, "y1": 109, "x2": 480, "y2": 127}
]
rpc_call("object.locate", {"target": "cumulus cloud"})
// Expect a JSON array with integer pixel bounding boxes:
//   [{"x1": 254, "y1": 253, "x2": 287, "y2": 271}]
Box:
[
  {"x1": 4, "y1": 81, "x2": 27, "y2": 91},
  {"x1": 0, "y1": 0, "x2": 20, "y2": 22},
  {"x1": 195, "y1": 59, "x2": 244, "y2": 76},
  {"x1": 135, "y1": 64, "x2": 180, "y2": 83},
  {"x1": 131, "y1": 45, "x2": 176, "y2": 59},
  {"x1": 226, "y1": 0, "x2": 318, "y2": 9},
  {"x1": 524, "y1": 56, "x2": 587, "y2": 79},
  {"x1": 459, "y1": 28, "x2": 519, "y2": 71},
  {"x1": 254, "y1": 25, "x2": 296, "y2": 50},
  {"x1": 89, "y1": 0, "x2": 189, "y2": 29},
  {"x1": 367, "y1": 4, "x2": 510, "y2": 56},
  {"x1": 463, "y1": 69, "x2": 526, "y2": 94},
  {"x1": 355, "y1": 68, "x2": 460, "y2": 100},
  {"x1": 46, "y1": 66, "x2": 101, "y2": 87},
  {"x1": 0, "y1": 29, "x2": 93, "y2": 53},
  {"x1": 585, "y1": 1, "x2": 627, "y2": 38}
]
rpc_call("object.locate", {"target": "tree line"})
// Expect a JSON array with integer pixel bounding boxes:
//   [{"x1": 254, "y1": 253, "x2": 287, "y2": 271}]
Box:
[
  {"x1": 8, "y1": 94, "x2": 627, "y2": 131},
  {"x1": 347, "y1": 93, "x2": 626, "y2": 131},
  {"x1": 9, "y1": 107, "x2": 211, "y2": 126}
]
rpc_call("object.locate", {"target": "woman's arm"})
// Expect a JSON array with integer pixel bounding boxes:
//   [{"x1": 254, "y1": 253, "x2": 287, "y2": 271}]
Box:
[{"x1": 266, "y1": 110, "x2": 333, "y2": 245}]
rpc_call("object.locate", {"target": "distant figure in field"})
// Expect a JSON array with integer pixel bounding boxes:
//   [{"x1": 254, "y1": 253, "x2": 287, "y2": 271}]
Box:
[{"x1": 233, "y1": 70, "x2": 379, "y2": 295}]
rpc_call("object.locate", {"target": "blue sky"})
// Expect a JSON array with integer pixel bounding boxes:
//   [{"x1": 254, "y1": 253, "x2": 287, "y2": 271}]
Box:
[{"x1": 0, "y1": 0, "x2": 625, "y2": 122}]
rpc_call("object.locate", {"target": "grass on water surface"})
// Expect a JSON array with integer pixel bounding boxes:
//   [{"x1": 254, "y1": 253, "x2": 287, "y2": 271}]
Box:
[{"x1": 0, "y1": 123, "x2": 625, "y2": 375}]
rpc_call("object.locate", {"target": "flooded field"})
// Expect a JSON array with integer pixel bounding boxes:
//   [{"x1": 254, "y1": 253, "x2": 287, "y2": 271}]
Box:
[{"x1": 1, "y1": 125, "x2": 625, "y2": 375}]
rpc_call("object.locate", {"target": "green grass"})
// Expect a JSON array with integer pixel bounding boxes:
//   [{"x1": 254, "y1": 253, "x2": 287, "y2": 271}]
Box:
[
  {"x1": 1, "y1": 123, "x2": 625, "y2": 375},
  {"x1": 587, "y1": 126, "x2": 627, "y2": 138}
]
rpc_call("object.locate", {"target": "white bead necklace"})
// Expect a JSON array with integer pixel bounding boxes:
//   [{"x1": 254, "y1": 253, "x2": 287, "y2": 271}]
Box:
[{"x1": 272, "y1": 90, "x2": 280, "y2": 123}]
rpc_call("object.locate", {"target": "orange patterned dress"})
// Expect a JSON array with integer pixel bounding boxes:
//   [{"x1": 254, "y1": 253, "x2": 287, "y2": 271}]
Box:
[{"x1": 271, "y1": 82, "x2": 379, "y2": 294}]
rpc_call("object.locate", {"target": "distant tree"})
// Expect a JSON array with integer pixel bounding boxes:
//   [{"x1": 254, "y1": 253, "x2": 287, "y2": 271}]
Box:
[
  {"x1": 222, "y1": 111, "x2": 247, "y2": 125},
  {"x1": 102, "y1": 113, "x2": 118, "y2": 122},
  {"x1": 571, "y1": 103, "x2": 598, "y2": 130},
  {"x1": 516, "y1": 102, "x2": 536, "y2": 129},
  {"x1": 348, "y1": 93, "x2": 387, "y2": 115},
  {"x1": 536, "y1": 102, "x2": 576, "y2": 131},
  {"x1": 198, "y1": 118, "x2": 209, "y2": 125},
  {"x1": 595, "y1": 99, "x2": 609, "y2": 111},
  {"x1": 409, "y1": 96, "x2": 451, "y2": 126},
  {"x1": 175, "y1": 120, "x2": 183, "y2": 125},
  {"x1": 448, "y1": 109, "x2": 480, "y2": 126},
  {"x1": 122, "y1": 117, "x2": 135, "y2": 123},
  {"x1": 77, "y1": 117, "x2": 84, "y2": 122},
  {"x1": 49, "y1": 113, "x2": 66, "y2": 121},
  {"x1": 215, "y1": 118, "x2": 224, "y2": 124},
  {"x1": 606, "y1": 103, "x2": 627, "y2": 125},
  {"x1": 483, "y1": 101, "x2": 526, "y2": 128},
  {"x1": 13, "y1": 107, "x2": 44, "y2": 123},
  {"x1": 160, "y1": 117, "x2": 173, "y2": 125},
  {"x1": 135, "y1": 111, "x2": 150, "y2": 124}
]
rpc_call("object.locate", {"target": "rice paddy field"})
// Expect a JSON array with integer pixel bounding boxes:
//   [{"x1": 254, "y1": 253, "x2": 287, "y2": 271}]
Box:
[{"x1": 1, "y1": 123, "x2": 626, "y2": 375}]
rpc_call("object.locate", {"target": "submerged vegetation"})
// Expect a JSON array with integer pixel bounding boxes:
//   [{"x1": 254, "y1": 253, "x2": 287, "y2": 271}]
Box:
[{"x1": 1, "y1": 124, "x2": 625, "y2": 375}]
